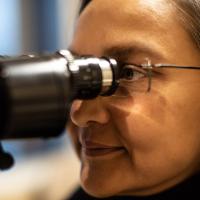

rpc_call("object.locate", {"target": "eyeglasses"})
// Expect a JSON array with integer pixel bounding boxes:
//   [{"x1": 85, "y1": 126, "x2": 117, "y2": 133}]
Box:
[{"x1": 112, "y1": 61, "x2": 200, "y2": 98}]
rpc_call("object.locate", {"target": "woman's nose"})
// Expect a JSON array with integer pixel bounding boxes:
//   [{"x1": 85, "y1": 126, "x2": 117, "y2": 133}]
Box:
[{"x1": 70, "y1": 98, "x2": 110, "y2": 127}]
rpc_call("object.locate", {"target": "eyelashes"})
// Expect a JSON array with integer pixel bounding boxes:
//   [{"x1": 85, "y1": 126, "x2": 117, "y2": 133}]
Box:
[{"x1": 119, "y1": 64, "x2": 147, "y2": 82}]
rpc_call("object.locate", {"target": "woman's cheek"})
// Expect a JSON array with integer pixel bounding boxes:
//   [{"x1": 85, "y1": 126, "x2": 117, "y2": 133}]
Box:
[
  {"x1": 113, "y1": 92, "x2": 168, "y2": 147},
  {"x1": 66, "y1": 120, "x2": 81, "y2": 158}
]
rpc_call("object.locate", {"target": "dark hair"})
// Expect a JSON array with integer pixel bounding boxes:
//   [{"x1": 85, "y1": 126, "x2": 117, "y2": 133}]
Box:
[
  {"x1": 80, "y1": 0, "x2": 91, "y2": 13},
  {"x1": 171, "y1": 0, "x2": 200, "y2": 49},
  {"x1": 79, "y1": 0, "x2": 200, "y2": 49}
]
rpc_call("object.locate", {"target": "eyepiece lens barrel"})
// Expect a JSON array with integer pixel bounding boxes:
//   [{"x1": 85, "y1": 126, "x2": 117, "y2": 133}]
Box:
[{"x1": 0, "y1": 50, "x2": 119, "y2": 139}]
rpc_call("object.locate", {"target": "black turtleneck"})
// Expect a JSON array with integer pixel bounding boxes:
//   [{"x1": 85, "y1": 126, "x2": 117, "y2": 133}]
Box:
[{"x1": 67, "y1": 173, "x2": 200, "y2": 200}]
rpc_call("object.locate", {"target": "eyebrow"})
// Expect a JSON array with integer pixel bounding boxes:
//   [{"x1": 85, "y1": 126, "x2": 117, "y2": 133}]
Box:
[{"x1": 102, "y1": 43, "x2": 164, "y2": 61}]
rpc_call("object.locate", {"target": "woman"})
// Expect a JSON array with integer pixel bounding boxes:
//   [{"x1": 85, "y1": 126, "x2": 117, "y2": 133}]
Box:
[{"x1": 67, "y1": 0, "x2": 200, "y2": 199}]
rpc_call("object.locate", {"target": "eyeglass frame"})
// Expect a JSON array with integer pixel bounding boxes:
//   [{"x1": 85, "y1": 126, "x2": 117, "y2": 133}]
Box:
[{"x1": 119, "y1": 62, "x2": 200, "y2": 94}]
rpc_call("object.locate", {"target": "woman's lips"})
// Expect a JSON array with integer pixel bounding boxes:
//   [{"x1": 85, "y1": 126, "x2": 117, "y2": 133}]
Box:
[{"x1": 81, "y1": 141, "x2": 125, "y2": 157}]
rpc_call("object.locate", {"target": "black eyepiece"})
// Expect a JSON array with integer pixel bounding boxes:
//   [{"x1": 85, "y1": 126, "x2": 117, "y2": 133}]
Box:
[{"x1": 0, "y1": 50, "x2": 119, "y2": 139}]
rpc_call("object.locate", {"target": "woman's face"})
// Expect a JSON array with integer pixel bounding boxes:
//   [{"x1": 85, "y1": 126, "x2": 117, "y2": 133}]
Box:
[{"x1": 68, "y1": 0, "x2": 200, "y2": 197}]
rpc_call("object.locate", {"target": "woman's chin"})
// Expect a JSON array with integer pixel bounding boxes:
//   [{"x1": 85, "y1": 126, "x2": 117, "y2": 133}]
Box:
[
  {"x1": 81, "y1": 184, "x2": 117, "y2": 198},
  {"x1": 80, "y1": 175, "x2": 122, "y2": 198}
]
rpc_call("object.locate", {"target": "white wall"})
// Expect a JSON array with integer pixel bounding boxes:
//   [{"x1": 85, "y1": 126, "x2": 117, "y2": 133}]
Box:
[
  {"x1": 57, "y1": 0, "x2": 80, "y2": 49},
  {"x1": 0, "y1": 0, "x2": 80, "y2": 54},
  {"x1": 0, "y1": 0, "x2": 22, "y2": 55}
]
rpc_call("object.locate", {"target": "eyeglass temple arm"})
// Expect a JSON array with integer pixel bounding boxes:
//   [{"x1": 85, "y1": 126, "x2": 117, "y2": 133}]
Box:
[{"x1": 142, "y1": 64, "x2": 200, "y2": 70}]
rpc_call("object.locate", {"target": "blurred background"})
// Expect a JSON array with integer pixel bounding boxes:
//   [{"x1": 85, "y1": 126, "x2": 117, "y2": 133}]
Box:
[{"x1": 0, "y1": 0, "x2": 81, "y2": 199}]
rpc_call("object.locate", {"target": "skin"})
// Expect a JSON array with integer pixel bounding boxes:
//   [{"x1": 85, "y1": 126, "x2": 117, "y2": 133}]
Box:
[{"x1": 67, "y1": 0, "x2": 200, "y2": 197}]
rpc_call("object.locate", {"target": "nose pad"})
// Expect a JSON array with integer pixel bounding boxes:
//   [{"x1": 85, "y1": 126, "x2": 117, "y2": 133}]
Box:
[{"x1": 70, "y1": 98, "x2": 110, "y2": 127}]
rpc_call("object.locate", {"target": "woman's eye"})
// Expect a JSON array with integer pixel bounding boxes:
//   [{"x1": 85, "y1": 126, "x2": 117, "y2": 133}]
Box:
[{"x1": 120, "y1": 66, "x2": 146, "y2": 81}]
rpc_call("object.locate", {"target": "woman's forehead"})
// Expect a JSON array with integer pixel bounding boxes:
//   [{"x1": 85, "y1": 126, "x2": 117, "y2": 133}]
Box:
[
  {"x1": 72, "y1": 0, "x2": 197, "y2": 62},
  {"x1": 79, "y1": 0, "x2": 174, "y2": 24},
  {"x1": 77, "y1": 0, "x2": 176, "y2": 40},
  {"x1": 73, "y1": 1, "x2": 179, "y2": 59}
]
